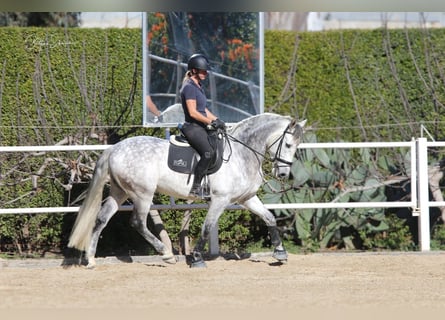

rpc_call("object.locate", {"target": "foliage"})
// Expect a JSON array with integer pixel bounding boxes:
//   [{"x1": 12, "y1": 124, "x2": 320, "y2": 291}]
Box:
[
  {"x1": 431, "y1": 222, "x2": 445, "y2": 250},
  {"x1": 262, "y1": 131, "x2": 412, "y2": 251},
  {"x1": 0, "y1": 213, "x2": 64, "y2": 256},
  {"x1": 0, "y1": 12, "x2": 81, "y2": 27},
  {"x1": 216, "y1": 210, "x2": 252, "y2": 253},
  {"x1": 0, "y1": 27, "x2": 144, "y2": 146},
  {"x1": 358, "y1": 214, "x2": 415, "y2": 251}
]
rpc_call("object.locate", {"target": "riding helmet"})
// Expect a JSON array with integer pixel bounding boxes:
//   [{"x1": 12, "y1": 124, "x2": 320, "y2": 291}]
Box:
[{"x1": 187, "y1": 53, "x2": 210, "y2": 71}]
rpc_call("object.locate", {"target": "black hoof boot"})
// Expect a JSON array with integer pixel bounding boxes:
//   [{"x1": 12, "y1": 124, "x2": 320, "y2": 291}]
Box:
[
  {"x1": 272, "y1": 247, "x2": 288, "y2": 262},
  {"x1": 190, "y1": 251, "x2": 207, "y2": 268}
]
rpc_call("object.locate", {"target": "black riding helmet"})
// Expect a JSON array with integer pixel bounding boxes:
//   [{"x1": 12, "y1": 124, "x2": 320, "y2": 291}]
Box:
[{"x1": 187, "y1": 53, "x2": 210, "y2": 72}]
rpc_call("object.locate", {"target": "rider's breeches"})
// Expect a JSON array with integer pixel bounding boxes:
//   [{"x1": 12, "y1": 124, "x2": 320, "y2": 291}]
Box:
[{"x1": 181, "y1": 123, "x2": 215, "y2": 186}]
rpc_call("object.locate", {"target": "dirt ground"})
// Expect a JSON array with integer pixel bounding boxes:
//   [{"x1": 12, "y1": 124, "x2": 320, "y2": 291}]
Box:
[{"x1": 1, "y1": 251, "x2": 445, "y2": 319}]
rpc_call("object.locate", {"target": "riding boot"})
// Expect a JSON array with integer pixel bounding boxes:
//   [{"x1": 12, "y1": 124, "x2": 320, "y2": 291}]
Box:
[
  {"x1": 189, "y1": 183, "x2": 210, "y2": 199},
  {"x1": 189, "y1": 171, "x2": 210, "y2": 199}
]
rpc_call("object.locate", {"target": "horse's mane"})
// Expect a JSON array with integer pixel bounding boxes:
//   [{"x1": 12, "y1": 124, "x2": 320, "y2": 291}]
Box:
[{"x1": 229, "y1": 113, "x2": 291, "y2": 136}]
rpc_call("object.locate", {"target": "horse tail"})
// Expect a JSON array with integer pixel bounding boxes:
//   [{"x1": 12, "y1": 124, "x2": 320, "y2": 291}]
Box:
[{"x1": 68, "y1": 147, "x2": 113, "y2": 252}]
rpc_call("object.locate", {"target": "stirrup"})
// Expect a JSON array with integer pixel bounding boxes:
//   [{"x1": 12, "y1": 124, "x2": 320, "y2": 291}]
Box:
[{"x1": 189, "y1": 185, "x2": 210, "y2": 200}]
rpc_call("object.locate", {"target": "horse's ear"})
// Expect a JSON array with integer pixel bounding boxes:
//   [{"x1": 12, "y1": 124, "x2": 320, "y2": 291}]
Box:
[{"x1": 290, "y1": 118, "x2": 307, "y2": 129}]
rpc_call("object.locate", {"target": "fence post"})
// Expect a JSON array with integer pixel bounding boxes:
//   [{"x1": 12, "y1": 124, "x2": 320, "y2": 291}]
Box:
[
  {"x1": 209, "y1": 224, "x2": 219, "y2": 256},
  {"x1": 416, "y1": 137, "x2": 430, "y2": 251}
]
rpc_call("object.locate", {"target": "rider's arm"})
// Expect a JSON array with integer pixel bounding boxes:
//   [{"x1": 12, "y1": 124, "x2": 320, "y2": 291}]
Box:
[{"x1": 185, "y1": 99, "x2": 214, "y2": 125}]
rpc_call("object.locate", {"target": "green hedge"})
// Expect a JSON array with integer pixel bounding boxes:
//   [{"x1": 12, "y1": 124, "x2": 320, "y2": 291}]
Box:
[
  {"x1": 265, "y1": 28, "x2": 445, "y2": 142},
  {"x1": 2, "y1": 27, "x2": 445, "y2": 256},
  {"x1": 3, "y1": 27, "x2": 445, "y2": 145},
  {"x1": 0, "y1": 28, "x2": 144, "y2": 144}
]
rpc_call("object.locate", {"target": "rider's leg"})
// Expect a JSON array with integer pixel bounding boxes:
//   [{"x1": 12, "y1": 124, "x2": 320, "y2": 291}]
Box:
[
  {"x1": 181, "y1": 124, "x2": 215, "y2": 198},
  {"x1": 189, "y1": 155, "x2": 212, "y2": 196}
]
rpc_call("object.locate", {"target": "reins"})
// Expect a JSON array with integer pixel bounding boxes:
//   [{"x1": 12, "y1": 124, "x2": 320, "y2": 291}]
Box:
[
  {"x1": 223, "y1": 124, "x2": 294, "y2": 166},
  {"x1": 221, "y1": 123, "x2": 300, "y2": 193},
  {"x1": 208, "y1": 119, "x2": 302, "y2": 194}
]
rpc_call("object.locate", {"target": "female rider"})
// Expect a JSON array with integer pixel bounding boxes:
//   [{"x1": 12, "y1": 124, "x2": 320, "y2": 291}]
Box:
[{"x1": 180, "y1": 53, "x2": 225, "y2": 198}]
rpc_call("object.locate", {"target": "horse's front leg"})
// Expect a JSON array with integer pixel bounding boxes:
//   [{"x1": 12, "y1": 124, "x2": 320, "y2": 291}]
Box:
[
  {"x1": 189, "y1": 198, "x2": 227, "y2": 268},
  {"x1": 240, "y1": 195, "x2": 288, "y2": 263}
]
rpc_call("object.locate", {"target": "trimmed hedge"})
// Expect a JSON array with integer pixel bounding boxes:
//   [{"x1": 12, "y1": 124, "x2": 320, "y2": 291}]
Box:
[
  {"x1": 0, "y1": 28, "x2": 143, "y2": 144},
  {"x1": 3, "y1": 27, "x2": 445, "y2": 145},
  {"x1": 265, "y1": 28, "x2": 445, "y2": 142}
]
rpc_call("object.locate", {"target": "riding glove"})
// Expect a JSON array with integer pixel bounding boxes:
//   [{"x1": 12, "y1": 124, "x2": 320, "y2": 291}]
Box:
[{"x1": 210, "y1": 118, "x2": 226, "y2": 130}]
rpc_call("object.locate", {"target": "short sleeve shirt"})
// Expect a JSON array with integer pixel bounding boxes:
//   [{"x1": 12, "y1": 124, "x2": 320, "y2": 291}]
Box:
[{"x1": 180, "y1": 78, "x2": 207, "y2": 125}]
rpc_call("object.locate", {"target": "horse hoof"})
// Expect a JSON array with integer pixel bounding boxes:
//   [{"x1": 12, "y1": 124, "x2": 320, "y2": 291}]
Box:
[
  {"x1": 190, "y1": 259, "x2": 207, "y2": 268},
  {"x1": 162, "y1": 254, "x2": 177, "y2": 264},
  {"x1": 86, "y1": 263, "x2": 96, "y2": 269},
  {"x1": 189, "y1": 251, "x2": 207, "y2": 268},
  {"x1": 272, "y1": 248, "x2": 288, "y2": 262}
]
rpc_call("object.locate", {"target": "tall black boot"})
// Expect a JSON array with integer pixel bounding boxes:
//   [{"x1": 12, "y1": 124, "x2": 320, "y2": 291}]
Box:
[{"x1": 189, "y1": 173, "x2": 210, "y2": 199}]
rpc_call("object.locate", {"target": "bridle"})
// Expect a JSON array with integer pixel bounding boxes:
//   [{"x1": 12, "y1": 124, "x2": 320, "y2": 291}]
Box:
[{"x1": 269, "y1": 124, "x2": 300, "y2": 166}]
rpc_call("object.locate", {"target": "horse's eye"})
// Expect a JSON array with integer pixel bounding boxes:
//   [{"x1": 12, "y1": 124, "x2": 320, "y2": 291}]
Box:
[{"x1": 285, "y1": 143, "x2": 292, "y2": 148}]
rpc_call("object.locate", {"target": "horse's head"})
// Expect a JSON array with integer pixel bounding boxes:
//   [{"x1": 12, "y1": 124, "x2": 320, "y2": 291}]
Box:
[{"x1": 269, "y1": 118, "x2": 306, "y2": 179}]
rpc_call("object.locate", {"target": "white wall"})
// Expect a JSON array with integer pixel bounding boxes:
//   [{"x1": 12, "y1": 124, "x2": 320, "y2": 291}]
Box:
[{"x1": 80, "y1": 12, "x2": 142, "y2": 28}]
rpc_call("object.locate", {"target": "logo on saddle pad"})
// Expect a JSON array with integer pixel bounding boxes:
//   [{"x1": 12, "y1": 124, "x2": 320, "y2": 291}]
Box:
[
  {"x1": 173, "y1": 158, "x2": 188, "y2": 168},
  {"x1": 167, "y1": 134, "x2": 224, "y2": 175}
]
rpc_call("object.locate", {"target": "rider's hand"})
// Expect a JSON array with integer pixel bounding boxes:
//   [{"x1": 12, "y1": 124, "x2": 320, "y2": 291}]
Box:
[{"x1": 211, "y1": 118, "x2": 226, "y2": 130}]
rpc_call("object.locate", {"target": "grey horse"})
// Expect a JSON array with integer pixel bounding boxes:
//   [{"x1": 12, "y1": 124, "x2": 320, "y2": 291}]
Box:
[{"x1": 68, "y1": 113, "x2": 306, "y2": 268}]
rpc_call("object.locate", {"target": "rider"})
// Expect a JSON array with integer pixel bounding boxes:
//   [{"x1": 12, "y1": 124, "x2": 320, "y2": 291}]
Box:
[{"x1": 180, "y1": 53, "x2": 226, "y2": 198}]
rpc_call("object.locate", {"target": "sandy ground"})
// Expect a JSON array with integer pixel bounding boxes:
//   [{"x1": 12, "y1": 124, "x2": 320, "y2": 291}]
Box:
[{"x1": 1, "y1": 251, "x2": 445, "y2": 319}]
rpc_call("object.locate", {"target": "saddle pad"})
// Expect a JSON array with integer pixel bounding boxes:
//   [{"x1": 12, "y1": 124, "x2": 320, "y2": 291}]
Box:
[{"x1": 168, "y1": 143, "x2": 196, "y2": 174}]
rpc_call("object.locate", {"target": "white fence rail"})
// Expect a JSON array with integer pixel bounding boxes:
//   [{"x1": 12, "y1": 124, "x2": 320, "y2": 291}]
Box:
[{"x1": 0, "y1": 138, "x2": 437, "y2": 252}]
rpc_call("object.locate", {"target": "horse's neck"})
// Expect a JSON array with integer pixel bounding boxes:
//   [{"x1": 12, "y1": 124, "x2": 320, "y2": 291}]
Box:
[{"x1": 230, "y1": 115, "x2": 286, "y2": 159}]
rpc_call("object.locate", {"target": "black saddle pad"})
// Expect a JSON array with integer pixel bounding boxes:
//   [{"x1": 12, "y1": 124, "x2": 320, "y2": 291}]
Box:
[
  {"x1": 168, "y1": 141, "x2": 197, "y2": 174},
  {"x1": 167, "y1": 133, "x2": 224, "y2": 174}
]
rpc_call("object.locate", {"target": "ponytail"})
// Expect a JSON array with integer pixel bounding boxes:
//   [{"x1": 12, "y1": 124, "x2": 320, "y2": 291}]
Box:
[{"x1": 182, "y1": 70, "x2": 193, "y2": 84}]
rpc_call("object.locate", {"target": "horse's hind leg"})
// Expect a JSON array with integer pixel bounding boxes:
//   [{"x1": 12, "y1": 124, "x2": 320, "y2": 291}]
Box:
[
  {"x1": 130, "y1": 200, "x2": 175, "y2": 264},
  {"x1": 240, "y1": 195, "x2": 288, "y2": 263},
  {"x1": 87, "y1": 194, "x2": 124, "y2": 268}
]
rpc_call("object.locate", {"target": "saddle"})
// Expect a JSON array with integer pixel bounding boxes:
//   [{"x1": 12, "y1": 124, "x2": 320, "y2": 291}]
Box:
[{"x1": 167, "y1": 131, "x2": 224, "y2": 175}]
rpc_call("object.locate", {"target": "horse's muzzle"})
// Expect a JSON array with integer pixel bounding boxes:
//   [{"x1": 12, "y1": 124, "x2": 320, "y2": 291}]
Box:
[{"x1": 273, "y1": 165, "x2": 291, "y2": 179}]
